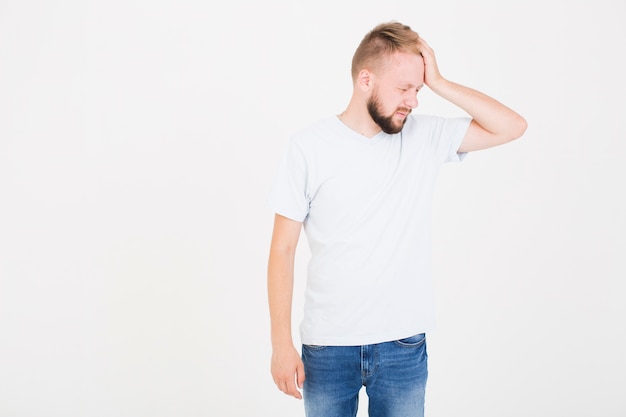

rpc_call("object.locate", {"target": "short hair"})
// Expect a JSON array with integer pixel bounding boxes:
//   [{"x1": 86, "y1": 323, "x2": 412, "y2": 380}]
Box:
[{"x1": 351, "y1": 21, "x2": 421, "y2": 80}]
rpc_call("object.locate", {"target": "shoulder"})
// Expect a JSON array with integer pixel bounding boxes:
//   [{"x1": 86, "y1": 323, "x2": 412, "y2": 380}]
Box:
[
  {"x1": 403, "y1": 113, "x2": 471, "y2": 136},
  {"x1": 404, "y1": 113, "x2": 445, "y2": 132},
  {"x1": 290, "y1": 116, "x2": 344, "y2": 149},
  {"x1": 293, "y1": 116, "x2": 337, "y2": 137}
]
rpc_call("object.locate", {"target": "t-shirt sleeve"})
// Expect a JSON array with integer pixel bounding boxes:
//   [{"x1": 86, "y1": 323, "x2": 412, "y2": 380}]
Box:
[
  {"x1": 267, "y1": 140, "x2": 310, "y2": 222},
  {"x1": 433, "y1": 116, "x2": 472, "y2": 163}
]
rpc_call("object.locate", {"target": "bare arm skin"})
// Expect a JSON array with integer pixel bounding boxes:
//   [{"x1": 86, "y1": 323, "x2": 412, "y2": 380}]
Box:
[
  {"x1": 417, "y1": 38, "x2": 528, "y2": 152},
  {"x1": 267, "y1": 214, "x2": 305, "y2": 400}
]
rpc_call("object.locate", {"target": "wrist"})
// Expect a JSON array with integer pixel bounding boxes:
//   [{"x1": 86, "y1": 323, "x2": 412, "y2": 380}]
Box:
[
  {"x1": 426, "y1": 75, "x2": 448, "y2": 94},
  {"x1": 271, "y1": 332, "x2": 294, "y2": 349}
]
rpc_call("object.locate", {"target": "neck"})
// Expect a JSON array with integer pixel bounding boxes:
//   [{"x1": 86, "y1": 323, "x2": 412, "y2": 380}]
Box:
[{"x1": 337, "y1": 98, "x2": 381, "y2": 138}]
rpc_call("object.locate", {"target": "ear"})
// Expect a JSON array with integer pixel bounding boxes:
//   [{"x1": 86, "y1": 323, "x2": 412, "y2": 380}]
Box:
[{"x1": 357, "y1": 69, "x2": 373, "y2": 92}]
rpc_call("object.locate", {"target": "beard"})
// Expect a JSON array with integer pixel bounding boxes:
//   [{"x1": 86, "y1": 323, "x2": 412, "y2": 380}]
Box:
[{"x1": 366, "y1": 92, "x2": 411, "y2": 134}]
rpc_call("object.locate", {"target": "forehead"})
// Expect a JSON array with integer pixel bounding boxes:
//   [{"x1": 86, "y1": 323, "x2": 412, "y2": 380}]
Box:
[{"x1": 379, "y1": 52, "x2": 424, "y2": 84}]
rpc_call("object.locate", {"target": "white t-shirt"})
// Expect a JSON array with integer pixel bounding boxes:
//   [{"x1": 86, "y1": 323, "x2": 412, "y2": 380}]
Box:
[{"x1": 269, "y1": 114, "x2": 471, "y2": 346}]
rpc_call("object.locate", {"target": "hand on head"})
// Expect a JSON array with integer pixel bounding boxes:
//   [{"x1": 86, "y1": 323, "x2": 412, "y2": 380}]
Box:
[{"x1": 416, "y1": 37, "x2": 444, "y2": 88}]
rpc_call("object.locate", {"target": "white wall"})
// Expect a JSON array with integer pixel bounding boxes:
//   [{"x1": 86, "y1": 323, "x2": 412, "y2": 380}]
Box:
[{"x1": 0, "y1": 0, "x2": 624, "y2": 416}]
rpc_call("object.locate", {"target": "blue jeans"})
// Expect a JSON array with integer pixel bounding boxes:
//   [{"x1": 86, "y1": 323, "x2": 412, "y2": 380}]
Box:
[{"x1": 302, "y1": 333, "x2": 428, "y2": 417}]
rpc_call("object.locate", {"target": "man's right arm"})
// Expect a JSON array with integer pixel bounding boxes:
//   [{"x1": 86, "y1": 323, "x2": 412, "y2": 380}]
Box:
[{"x1": 267, "y1": 213, "x2": 305, "y2": 400}]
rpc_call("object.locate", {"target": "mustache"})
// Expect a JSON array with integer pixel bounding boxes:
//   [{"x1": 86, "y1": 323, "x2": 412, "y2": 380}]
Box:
[{"x1": 397, "y1": 107, "x2": 412, "y2": 114}]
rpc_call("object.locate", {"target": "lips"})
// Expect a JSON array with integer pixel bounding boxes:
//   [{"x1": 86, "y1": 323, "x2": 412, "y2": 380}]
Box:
[
  {"x1": 396, "y1": 110, "x2": 410, "y2": 118},
  {"x1": 396, "y1": 107, "x2": 412, "y2": 118}
]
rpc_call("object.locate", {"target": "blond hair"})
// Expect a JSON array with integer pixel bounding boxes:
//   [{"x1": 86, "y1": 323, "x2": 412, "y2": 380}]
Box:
[{"x1": 351, "y1": 21, "x2": 421, "y2": 80}]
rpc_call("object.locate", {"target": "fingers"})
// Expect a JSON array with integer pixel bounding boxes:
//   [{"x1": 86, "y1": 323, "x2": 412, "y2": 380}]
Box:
[
  {"x1": 271, "y1": 346, "x2": 306, "y2": 399},
  {"x1": 274, "y1": 373, "x2": 304, "y2": 399},
  {"x1": 416, "y1": 37, "x2": 443, "y2": 87},
  {"x1": 297, "y1": 362, "x2": 306, "y2": 390},
  {"x1": 272, "y1": 360, "x2": 305, "y2": 400},
  {"x1": 417, "y1": 37, "x2": 434, "y2": 58}
]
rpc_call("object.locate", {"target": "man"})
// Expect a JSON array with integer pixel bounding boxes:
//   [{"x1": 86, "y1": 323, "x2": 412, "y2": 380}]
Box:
[{"x1": 267, "y1": 21, "x2": 526, "y2": 417}]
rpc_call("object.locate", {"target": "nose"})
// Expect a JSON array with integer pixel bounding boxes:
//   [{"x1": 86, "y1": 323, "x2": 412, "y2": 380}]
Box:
[{"x1": 405, "y1": 93, "x2": 418, "y2": 109}]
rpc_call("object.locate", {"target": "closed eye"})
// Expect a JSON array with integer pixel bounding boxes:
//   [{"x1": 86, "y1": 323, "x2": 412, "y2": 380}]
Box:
[{"x1": 399, "y1": 85, "x2": 423, "y2": 93}]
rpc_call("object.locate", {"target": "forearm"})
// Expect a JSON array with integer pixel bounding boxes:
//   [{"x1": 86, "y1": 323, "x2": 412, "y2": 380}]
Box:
[
  {"x1": 429, "y1": 77, "x2": 527, "y2": 139},
  {"x1": 267, "y1": 251, "x2": 296, "y2": 348},
  {"x1": 267, "y1": 243, "x2": 306, "y2": 400}
]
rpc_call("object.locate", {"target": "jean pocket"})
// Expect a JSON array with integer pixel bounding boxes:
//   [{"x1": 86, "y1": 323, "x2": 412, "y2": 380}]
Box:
[
  {"x1": 393, "y1": 333, "x2": 426, "y2": 348},
  {"x1": 302, "y1": 344, "x2": 328, "y2": 351}
]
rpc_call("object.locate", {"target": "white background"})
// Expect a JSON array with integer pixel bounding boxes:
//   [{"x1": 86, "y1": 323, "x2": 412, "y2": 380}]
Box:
[{"x1": 0, "y1": 0, "x2": 624, "y2": 416}]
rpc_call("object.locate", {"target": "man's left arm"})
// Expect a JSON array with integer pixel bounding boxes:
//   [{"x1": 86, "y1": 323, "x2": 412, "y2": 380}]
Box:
[{"x1": 418, "y1": 37, "x2": 528, "y2": 152}]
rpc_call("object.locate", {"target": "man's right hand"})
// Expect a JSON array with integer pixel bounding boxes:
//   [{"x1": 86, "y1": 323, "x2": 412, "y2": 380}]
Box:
[{"x1": 271, "y1": 344, "x2": 306, "y2": 400}]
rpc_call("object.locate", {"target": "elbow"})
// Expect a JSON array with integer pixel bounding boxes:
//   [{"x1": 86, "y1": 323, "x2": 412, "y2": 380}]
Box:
[{"x1": 510, "y1": 115, "x2": 528, "y2": 141}]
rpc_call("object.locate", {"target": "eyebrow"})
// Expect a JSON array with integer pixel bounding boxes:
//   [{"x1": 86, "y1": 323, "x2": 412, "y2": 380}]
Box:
[{"x1": 401, "y1": 84, "x2": 424, "y2": 90}]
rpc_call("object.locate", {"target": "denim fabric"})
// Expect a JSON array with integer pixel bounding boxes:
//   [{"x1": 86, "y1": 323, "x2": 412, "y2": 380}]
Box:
[{"x1": 302, "y1": 333, "x2": 428, "y2": 417}]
